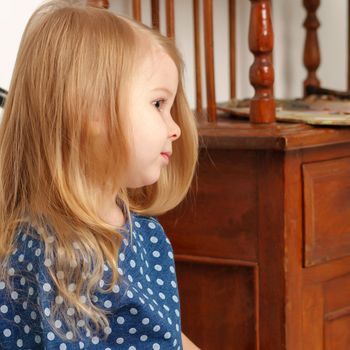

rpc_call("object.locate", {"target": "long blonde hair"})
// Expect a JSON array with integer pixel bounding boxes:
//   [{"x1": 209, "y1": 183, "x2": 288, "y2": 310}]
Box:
[{"x1": 0, "y1": 0, "x2": 198, "y2": 341}]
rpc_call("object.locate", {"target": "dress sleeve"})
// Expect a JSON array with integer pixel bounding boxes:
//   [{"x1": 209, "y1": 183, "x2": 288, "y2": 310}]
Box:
[{"x1": 0, "y1": 228, "x2": 47, "y2": 349}]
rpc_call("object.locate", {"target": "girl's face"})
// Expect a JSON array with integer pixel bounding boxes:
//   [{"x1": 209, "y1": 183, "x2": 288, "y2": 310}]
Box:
[{"x1": 123, "y1": 49, "x2": 181, "y2": 189}]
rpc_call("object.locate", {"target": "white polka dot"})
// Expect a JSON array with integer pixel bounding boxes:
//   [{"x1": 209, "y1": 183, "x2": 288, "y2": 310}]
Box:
[
  {"x1": 79, "y1": 342, "x2": 84, "y2": 349},
  {"x1": 140, "y1": 334, "x2": 148, "y2": 341},
  {"x1": 66, "y1": 331, "x2": 73, "y2": 340},
  {"x1": 129, "y1": 346, "x2": 136, "y2": 350},
  {"x1": 142, "y1": 317, "x2": 150, "y2": 325},
  {"x1": 158, "y1": 311, "x2": 164, "y2": 318},
  {"x1": 104, "y1": 326, "x2": 112, "y2": 335},
  {"x1": 28, "y1": 287, "x2": 34, "y2": 295},
  {"x1": 119, "y1": 253, "x2": 125, "y2": 261},
  {"x1": 22, "y1": 301, "x2": 28, "y2": 310},
  {"x1": 164, "y1": 332, "x2": 171, "y2": 339},
  {"x1": 146, "y1": 274, "x2": 151, "y2": 282},
  {"x1": 55, "y1": 320, "x2": 62, "y2": 328},
  {"x1": 127, "y1": 290, "x2": 133, "y2": 298},
  {"x1": 77, "y1": 319, "x2": 85, "y2": 327},
  {"x1": 55, "y1": 295, "x2": 64, "y2": 304},
  {"x1": 163, "y1": 304, "x2": 170, "y2": 311},
  {"x1": 172, "y1": 295, "x2": 179, "y2": 303},
  {"x1": 27, "y1": 263, "x2": 33, "y2": 271},
  {"x1": 170, "y1": 266, "x2": 175, "y2": 273},
  {"x1": 91, "y1": 336, "x2": 99, "y2": 344},
  {"x1": 173, "y1": 339, "x2": 178, "y2": 346},
  {"x1": 117, "y1": 316, "x2": 125, "y2": 324},
  {"x1": 129, "y1": 328, "x2": 137, "y2": 334},
  {"x1": 44, "y1": 258, "x2": 52, "y2": 267},
  {"x1": 104, "y1": 300, "x2": 112, "y2": 308},
  {"x1": 148, "y1": 222, "x2": 156, "y2": 229},
  {"x1": 128, "y1": 274, "x2": 133, "y2": 282},
  {"x1": 80, "y1": 295, "x2": 87, "y2": 303},
  {"x1": 43, "y1": 283, "x2": 51, "y2": 292},
  {"x1": 68, "y1": 283, "x2": 76, "y2": 292},
  {"x1": 23, "y1": 325, "x2": 30, "y2": 334},
  {"x1": 47, "y1": 331, "x2": 55, "y2": 340},
  {"x1": 0, "y1": 305, "x2": 8, "y2": 313},
  {"x1": 20, "y1": 277, "x2": 25, "y2": 286},
  {"x1": 67, "y1": 307, "x2": 75, "y2": 316},
  {"x1": 31, "y1": 311, "x2": 37, "y2": 320},
  {"x1": 139, "y1": 297, "x2": 145, "y2": 304},
  {"x1": 175, "y1": 309, "x2": 180, "y2": 317},
  {"x1": 171, "y1": 281, "x2": 177, "y2": 288},
  {"x1": 153, "y1": 251, "x2": 160, "y2": 258},
  {"x1": 130, "y1": 307, "x2": 138, "y2": 315},
  {"x1": 113, "y1": 284, "x2": 120, "y2": 293},
  {"x1": 16, "y1": 339, "x2": 23, "y2": 347},
  {"x1": 153, "y1": 343, "x2": 160, "y2": 350},
  {"x1": 18, "y1": 254, "x2": 24, "y2": 262},
  {"x1": 57, "y1": 271, "x2": 64, "y2": 279},
  {"x1": 153, "y1": 325, "x2": 160, "y2": 332},
  {"x1": 116, "y1": 337, "x2": 124, "y2": 344},
  {"x1": 137, "y1": 281, "x2": 143, "y2": 289},
  {"x1": 130, "y1": 259, "x2": 136, "y2": 268},
  {"x1": 99, "y1": 280, "x2": 105, "y2": 288},
  {"x1": 150, "y1": 236, "x2": 158, "y2": 243},
  {"x1": 117, "y1": 267, "x2": 124, "y2": 275},
  {"x1": 44, "y1": 307, "x2": 50, "y2": 316},
  {"x1": 27, "y1": 240, "x2": 33, "y2": 248},
  {"x1": 159, "y1": 292, "x2": 165, "y2": 300},
  {"x1": 8, "y1": 267, "x2": 15, "y2": 275},
  {"x1": 135, "y1": 221, "x2": 141, "y2": 228},
  {"x1": 60, "y1": 344, "x2": 67, "y2": 350},
  {"x1": 34, "y1": 335, "x2": 41, "y2": 343},
  {"x1": 103, "y1": 263, "x2": 109, "y2": 271},
  {"x1": 147, "y1": 288, "x2": 154, "y2": 295},
  {"x1": 3, "y1": 328, "x2": 11, "y2": 337},
  {"x1": 14, "y1": 315, "x2": 21, "y2": 323},
  {"x1": 154, "y1": 264, "x2": 162, "y2": 271},
  {"x1": 0, "y1": 281, "x2": 5, "y2": 289},
  {"x1": 139, "y1": 234, "x2": 144, "y2": 241},
  {"x1": 176, "y1": 324, "x2": 180, "y2": 331},
  {"x1": 168, "y1": 317, "x2": 172, "y2": 324},
  {"x1": 35, "y1": 248, "x2": 41, "y2": 256}
]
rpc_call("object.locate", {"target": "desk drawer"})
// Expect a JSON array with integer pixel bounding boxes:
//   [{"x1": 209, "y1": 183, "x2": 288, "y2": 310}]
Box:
[{"x1": 303, "y1": 157, "x2": 350, "y2": 267}]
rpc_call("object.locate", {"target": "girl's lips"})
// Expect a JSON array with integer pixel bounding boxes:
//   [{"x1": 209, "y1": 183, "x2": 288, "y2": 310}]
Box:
[{"x1": 161, "y1": 152, "x2": 171, "y2": 161}]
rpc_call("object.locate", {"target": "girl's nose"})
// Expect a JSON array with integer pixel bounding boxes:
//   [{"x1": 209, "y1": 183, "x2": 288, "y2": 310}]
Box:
[{"x1": 168, "y1": 118, "x2": 181, "y2": 141}]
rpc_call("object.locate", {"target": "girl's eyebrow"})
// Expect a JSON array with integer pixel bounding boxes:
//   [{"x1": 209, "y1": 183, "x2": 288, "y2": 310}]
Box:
[{"x1": 151, "y1": 87, "x2": 176, "y2": 96}]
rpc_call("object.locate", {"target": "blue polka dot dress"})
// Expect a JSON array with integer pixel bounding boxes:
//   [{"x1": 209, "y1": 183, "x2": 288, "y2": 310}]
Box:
[{"x1": 0, "y1": 212, "x2": 183, "y2": 349}]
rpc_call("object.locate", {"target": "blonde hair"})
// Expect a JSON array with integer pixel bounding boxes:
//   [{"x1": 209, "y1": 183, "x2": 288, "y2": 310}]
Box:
[{"x1": 0, "y1": 0, "x2": 198, "y2": 342}]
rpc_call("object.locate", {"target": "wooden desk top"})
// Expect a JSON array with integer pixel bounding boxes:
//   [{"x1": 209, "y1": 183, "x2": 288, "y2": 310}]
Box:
[{"x1": 197, "y1": 111, "x2": 350, "y2": 151}]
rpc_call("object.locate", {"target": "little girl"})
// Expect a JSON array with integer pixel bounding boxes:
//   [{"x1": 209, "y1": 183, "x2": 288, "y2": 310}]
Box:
[{"x1": 0, "y1": 1, "x2": 199, "y2": 349}]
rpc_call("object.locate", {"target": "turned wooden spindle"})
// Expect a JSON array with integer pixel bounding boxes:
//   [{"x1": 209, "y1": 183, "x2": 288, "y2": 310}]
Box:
[
  {"x1": 203, "y1": 0, "x2": 216, "y2": 122},
  {"x1": 303, "y1": 0, "x2": 321, "y2": 95},
  {"x1": 151, "y1": 0, "x2": 160, "y2": 31},
  {"x1": 348, "y1": 0, "x2": 350, "y2": 90},
  {"x1": 133, "y1": 0, "x2": 141, "y2": 21},
  {"x1": 248, "y1": 0, "x2": 276, "y2": 123},
  {"x1": 86, "y1": 0, "x2": 109, "y2": 9},
  {"x1": 166, "y1": 0, "x2": 175, "y2": 38},
  {"x1": 229, "y1": 0, "x2": 236, "y2": 99},
  {"x1": 193, "y1": 0, "x2": 203, "y2": 113}
]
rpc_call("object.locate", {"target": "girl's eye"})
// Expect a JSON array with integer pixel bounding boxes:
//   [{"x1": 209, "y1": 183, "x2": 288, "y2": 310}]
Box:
[{"x1": 153, "y1": 99, "x2": 166, "y2": 111}]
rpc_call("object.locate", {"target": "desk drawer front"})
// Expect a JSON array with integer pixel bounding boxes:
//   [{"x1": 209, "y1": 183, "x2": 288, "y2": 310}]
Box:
[{"x1": 303, "y1": 157, "x2": 350, "y2": 267}]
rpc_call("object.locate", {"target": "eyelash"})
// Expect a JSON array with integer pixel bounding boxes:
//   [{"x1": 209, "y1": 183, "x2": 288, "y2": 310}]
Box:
[{"x1": 153, "y1": 99, "x2": 166, "y2": 111}]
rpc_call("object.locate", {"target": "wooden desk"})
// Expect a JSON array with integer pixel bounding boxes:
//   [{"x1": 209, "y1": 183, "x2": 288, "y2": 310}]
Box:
[{"x1": 160, "y1": 113, "x2": 350, "y2": 349}]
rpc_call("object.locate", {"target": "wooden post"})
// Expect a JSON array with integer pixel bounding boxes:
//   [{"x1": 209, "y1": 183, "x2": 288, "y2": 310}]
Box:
[
  {"x1": 348, "y1": 0, "x2": 350, "y2": 91},
  {"x1": 229, "y1": 0, "x2": 236, "y2": 99},
  {"x1": 203, "y1": 0, "x2": 216, "y2": 122},
  {"x1": 151, "y1": 0, "x2": 160, "y2": 31},
  {"x1": 193, "y1": 0, "x2": 203, "y2": 113},
  {"x1": 86, "y1": 0, "x2": 109, "y2": 9},
  {"x1": 248, "y1": 0, "x2": 276, "y2": 123},
  {"x1": 166, "y1": 0, "x2": 175, "y2": 38},
  {"x1": 133, "y1": 0, "x2": 141, "y2": 21},
  {"x1": 303, "y1": 0, "x2": 321, "y2": 95}
]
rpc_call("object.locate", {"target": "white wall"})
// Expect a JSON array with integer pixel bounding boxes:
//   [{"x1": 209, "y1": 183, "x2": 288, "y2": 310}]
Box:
[{"x1": 0, "y1": 0, "x2": 347, "y2": 109}]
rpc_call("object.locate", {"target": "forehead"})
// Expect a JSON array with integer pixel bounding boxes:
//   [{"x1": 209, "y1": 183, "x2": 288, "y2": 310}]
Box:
[{"x1": 134, "y1": 49, "x2": 178, "y2": 95}]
